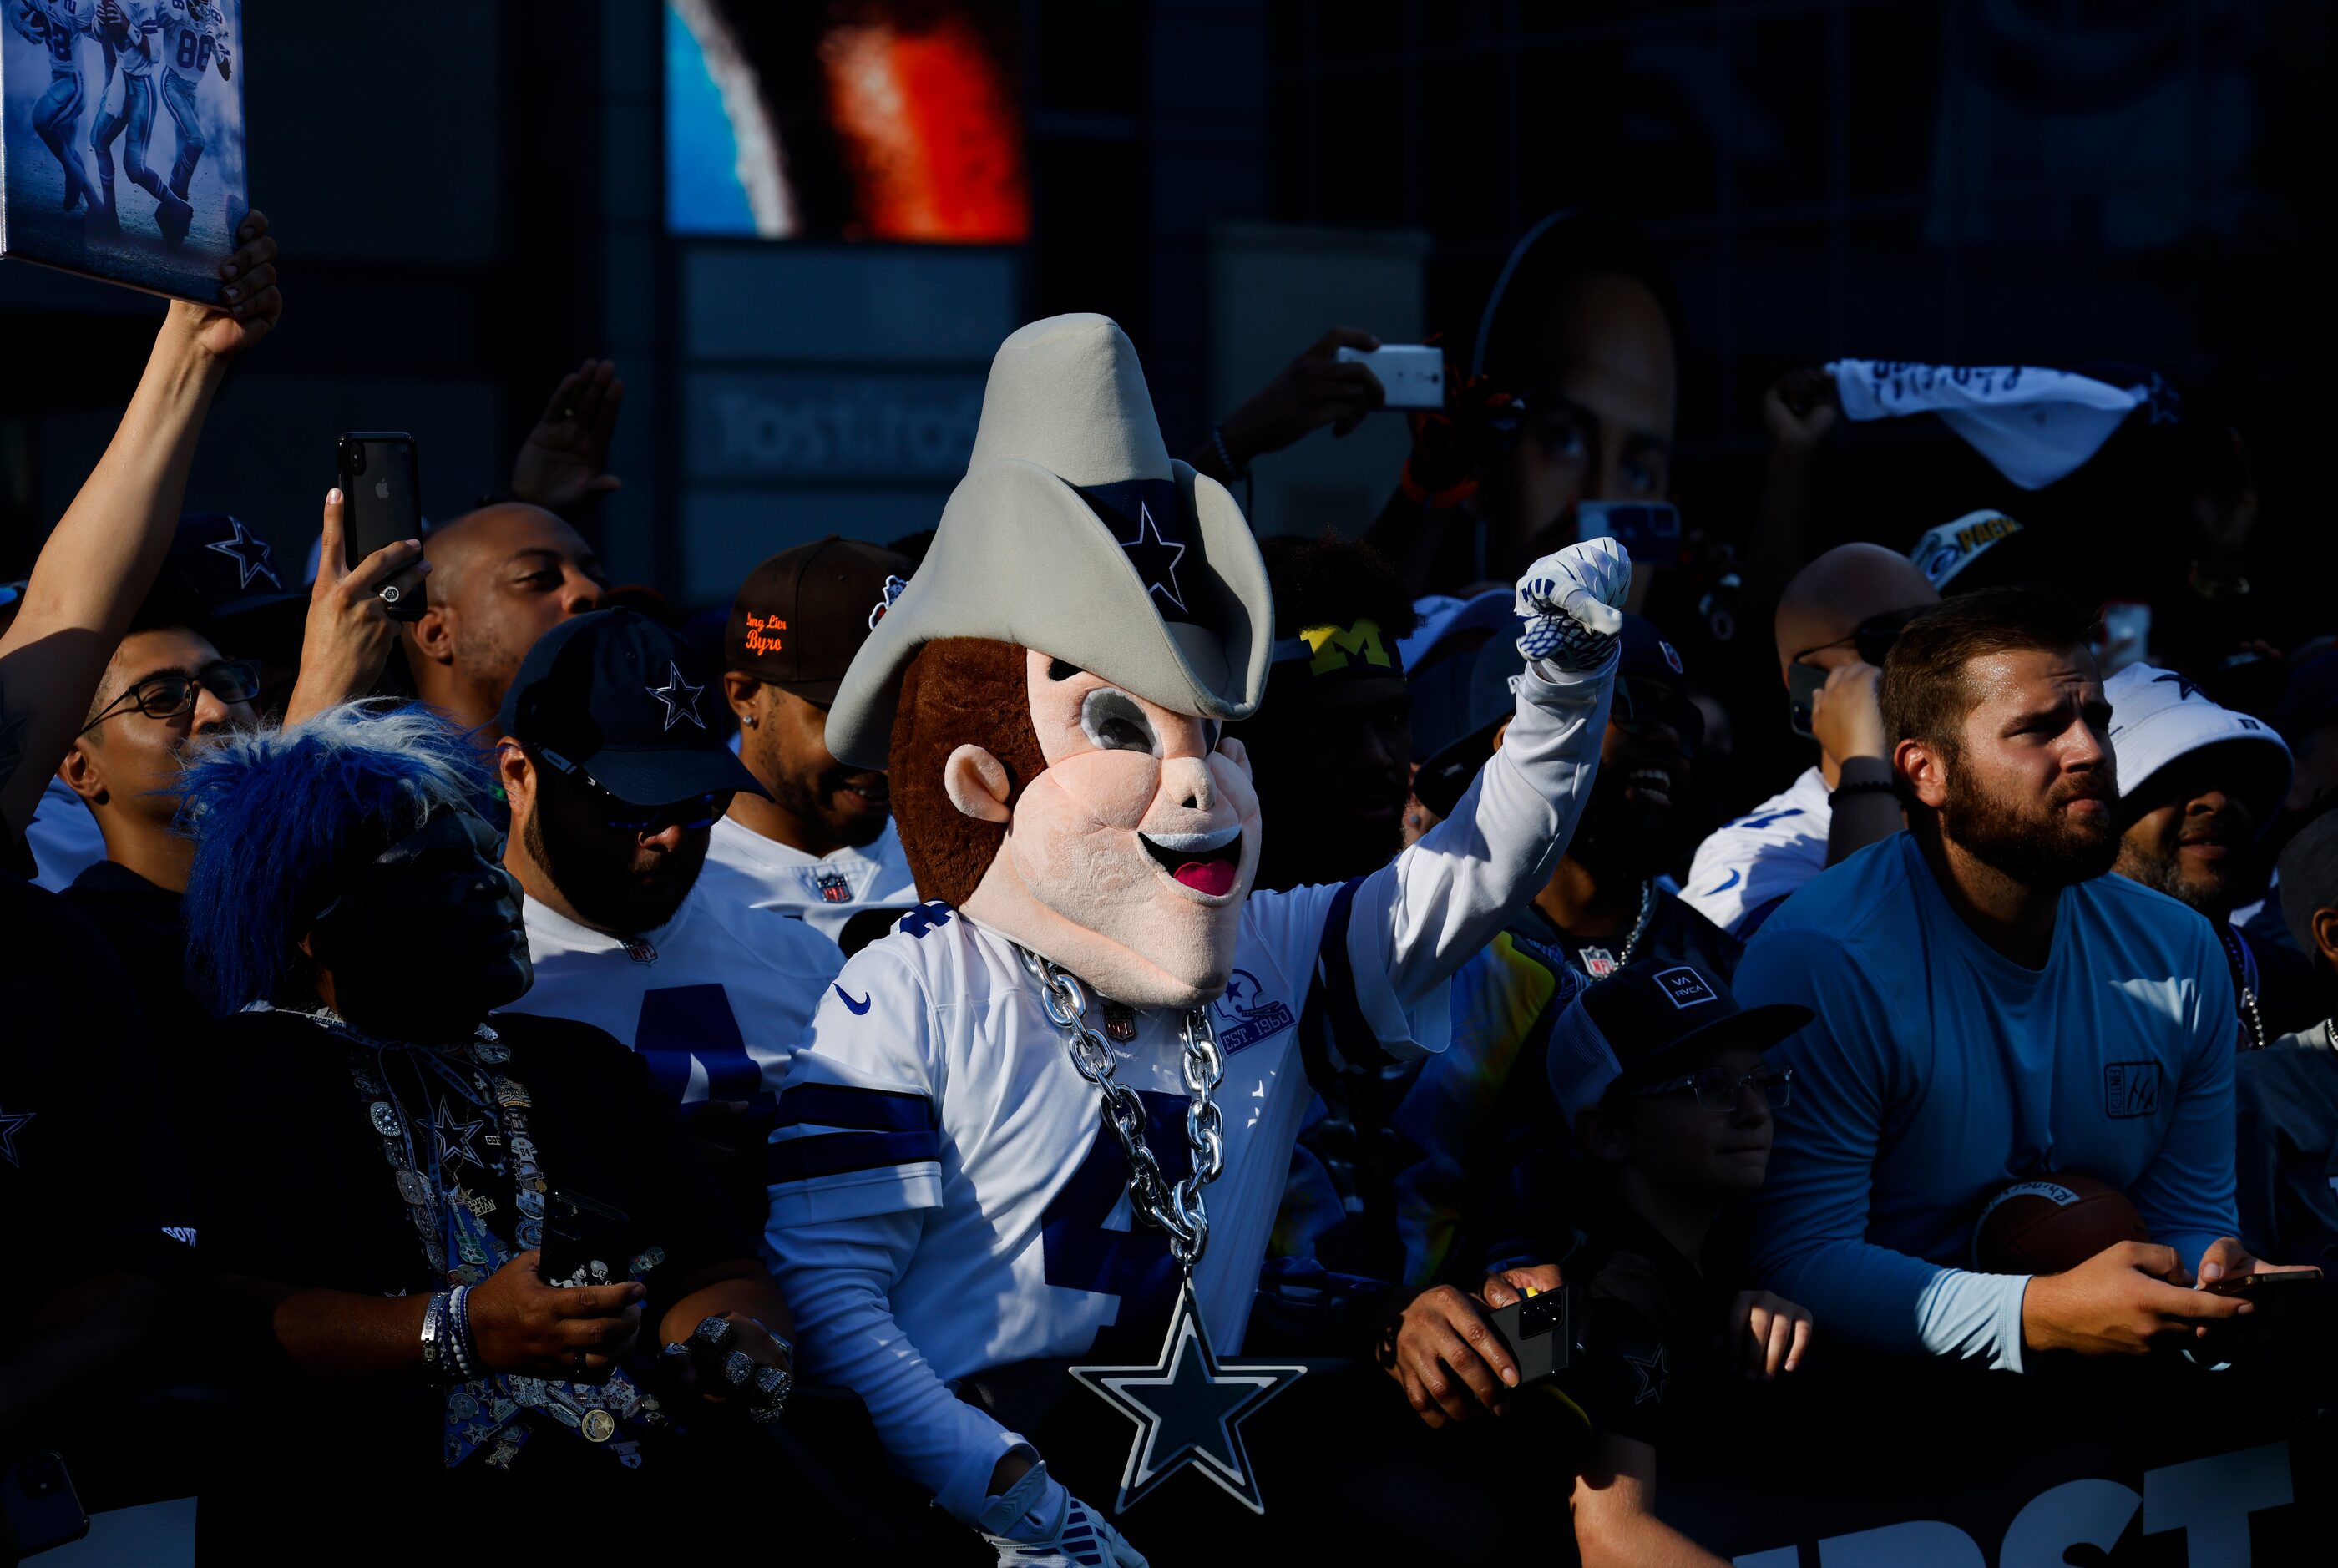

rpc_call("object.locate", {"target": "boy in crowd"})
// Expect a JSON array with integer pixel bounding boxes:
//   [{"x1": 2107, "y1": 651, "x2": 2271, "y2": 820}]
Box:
[
  {"x1": 2236, "y1": 807, "x2": 2338, "y2": 1266},
  {"x1": 2104, "y1": 661, "x2": 2312, "y2": 1046},
  {"x1": 708, "y1": 536, "x2": 919, "y2": 950},
  {"x1": 1405, "y1": 959, "x2": 1813, "y2": 1567},
  {"x1": 1683, "y1": 543, "x2": 1936, "y2": 938},
  {"x1": 1737, "y1": 590, "x2": 2309, "y2": 1369}
]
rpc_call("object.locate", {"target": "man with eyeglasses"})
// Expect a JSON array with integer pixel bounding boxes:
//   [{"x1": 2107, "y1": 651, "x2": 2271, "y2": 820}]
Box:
[
  {"x1": 493, "y1": 610, "x2": 843, "y2": 1219},
  {"x1": 1394, "y1": 958, "x2": 1814, "y2": 1568},
  {"x1": 1683, "y1": 543, "x2": 1938, "y2": 938},
  {"x1": 53, "y1": 493, "x2": 431, "y2": 1037}
]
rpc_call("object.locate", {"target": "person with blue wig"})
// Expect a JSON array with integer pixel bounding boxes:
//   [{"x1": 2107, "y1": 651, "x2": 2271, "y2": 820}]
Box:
[{"x1": 172, "y1": 701, "x2": 846, "y2": 1554}]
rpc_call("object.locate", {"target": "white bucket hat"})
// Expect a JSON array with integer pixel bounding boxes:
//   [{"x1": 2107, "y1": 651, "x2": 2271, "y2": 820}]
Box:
[
  {"x1": 2105, "y1": 663, "x2": 2292, "y2": 831},
  {"x1": 824, "y1": 314, "x2": 1273, "y2": 771}
]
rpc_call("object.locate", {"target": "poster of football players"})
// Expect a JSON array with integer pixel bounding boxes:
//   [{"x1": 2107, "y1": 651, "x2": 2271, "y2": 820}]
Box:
[{"x1": 2, "y1": 0, "x2": 246, "y2": 301}]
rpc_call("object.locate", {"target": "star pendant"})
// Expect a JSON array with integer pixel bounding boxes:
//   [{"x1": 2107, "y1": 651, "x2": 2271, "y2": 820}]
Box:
[{"x1": 1068, "y1": 1277, "x2": 1305, "y2": 1515}]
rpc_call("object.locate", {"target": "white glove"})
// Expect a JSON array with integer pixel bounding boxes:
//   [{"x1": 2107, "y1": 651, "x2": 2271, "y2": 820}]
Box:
[
  {"x1": 979, "y1": 1461, "x2": 1148, "y2": 1568},
  {"x1": 1514, "y1": 535, "x2": 1630, "y2": 670}
]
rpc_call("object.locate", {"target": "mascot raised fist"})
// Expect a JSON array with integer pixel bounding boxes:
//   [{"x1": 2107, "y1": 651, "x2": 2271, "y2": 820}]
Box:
[{"x1": 766, "y1": 315, "x2": 1619, "y2": 1557}]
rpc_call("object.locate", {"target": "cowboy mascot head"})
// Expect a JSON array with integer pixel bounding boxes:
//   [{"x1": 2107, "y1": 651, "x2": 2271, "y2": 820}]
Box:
[{"x1": 827, "y1": 314, "x2": 1273, "y2": 1009}]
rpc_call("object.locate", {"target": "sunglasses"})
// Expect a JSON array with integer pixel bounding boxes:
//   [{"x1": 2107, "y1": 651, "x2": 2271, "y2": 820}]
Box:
[
  {"x1": 79, "y1": 660, "x2": 261, "y2": 735},
  {"x1": 1612, "y1": 676, "x2": 1706, "y2": 755},
  {"x1": 535, "y1": 747, "x2": 731, "y2": 834},
  {"x1": 1791, "y1": 608, "x2": 1924, "y2": 671},
  {"x1": 1626, "y1": 1065, "x2": 1793, "y2": 1113}
]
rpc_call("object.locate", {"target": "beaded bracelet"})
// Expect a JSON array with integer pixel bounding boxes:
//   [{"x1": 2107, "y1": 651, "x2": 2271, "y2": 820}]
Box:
[
  {"x1": 448, "y1": 1284, "x2": 478, "y2": 1380},
  {"x1": 1210, "y1": 425, "x2": 1247, "y2": 482}
]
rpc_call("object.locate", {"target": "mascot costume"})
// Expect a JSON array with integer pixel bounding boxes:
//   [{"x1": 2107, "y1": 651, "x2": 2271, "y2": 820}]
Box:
[{"x1": 766, "y1": 315, "x2": 1627, "y2": 1565}]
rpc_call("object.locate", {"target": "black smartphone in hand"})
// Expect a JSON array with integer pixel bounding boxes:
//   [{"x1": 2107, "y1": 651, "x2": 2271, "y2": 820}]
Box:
[
  {"x1": 539, "y1": 1188, "x2": 631, "y2": 1288},
  {"x1": 1788, "y1": 661, "x2": 1828, "y2": 738},
  {"x1": 2, "y1": 1453, "x2": 89, "y2": 1559},
  {"x1": 1484, "y1": 1286, "x2": 1583, "y2": 1387},
  {"x1": 334, "y1": 432, "x2": 428, "y2": 621}
]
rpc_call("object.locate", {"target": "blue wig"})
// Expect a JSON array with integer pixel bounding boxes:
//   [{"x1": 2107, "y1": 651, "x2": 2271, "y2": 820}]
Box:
[{"x1": 178, "y1": 701, "x2": 496, "y2": 1017}]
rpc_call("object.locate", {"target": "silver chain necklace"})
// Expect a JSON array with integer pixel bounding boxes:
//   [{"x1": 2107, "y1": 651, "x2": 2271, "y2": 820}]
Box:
[
  {"x1": 2219, "y1": 926, "x2": 2266, "y2": 1050},
  {"x1": 1568, "y1": 878, "x2": 1656, "y2": 975},
  {"x1": 1016, "y1": 945, "x2": 1225, "y2": 1267}
]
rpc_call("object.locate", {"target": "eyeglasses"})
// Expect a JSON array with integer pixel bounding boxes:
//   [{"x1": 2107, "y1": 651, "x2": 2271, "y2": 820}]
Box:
[
  {"x1": 79, "y1": 660, "x2": 261, "y2": 735},
  {"x1": 1626, "y1": 1065, "x2": 1793, "y2": 1113},
  {"x1": 1790, "y1": 608, "x2": 1924, "y2": 671},
  {"x1": 535, "y1": 748, "x2": 730, "y2": 834},
  {"x1": 1612, "y1": 676, "x2": 1705, "y2": 754}
]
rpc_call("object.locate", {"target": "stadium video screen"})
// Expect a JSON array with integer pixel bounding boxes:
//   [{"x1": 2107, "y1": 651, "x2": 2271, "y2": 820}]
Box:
[{"x1": 665, "y1": 0, "x2": 1028, "y2": 244}]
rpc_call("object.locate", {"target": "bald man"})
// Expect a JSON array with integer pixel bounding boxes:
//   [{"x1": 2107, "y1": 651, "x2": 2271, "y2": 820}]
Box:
[
  {"x1": 402, "y1": 503, "x2": 606, "y2": 738},
  {"x1": 1681, "y1": 543, "x2": 1938, "y2": 935}
]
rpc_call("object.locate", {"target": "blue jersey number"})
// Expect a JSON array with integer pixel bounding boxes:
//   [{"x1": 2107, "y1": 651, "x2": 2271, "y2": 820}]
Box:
[
  {"x1": 634, "y1": 983, "x2": 768, "y2": 1107},
  {"x1": 1040, "y1": 1090, "x2": 1187, "y2": 1353},
  {"x1": 175, "y1": 28, "x2": 210, "y2": 70}
]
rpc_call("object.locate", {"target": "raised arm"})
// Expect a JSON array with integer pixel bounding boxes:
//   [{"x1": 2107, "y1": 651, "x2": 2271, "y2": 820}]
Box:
[
  {"x1": 0, "y1": 214, "x2": 280, "y2": 837},
  {"x1": 1361, "y1": 539, "x2": 1627, "y2": 1019}
]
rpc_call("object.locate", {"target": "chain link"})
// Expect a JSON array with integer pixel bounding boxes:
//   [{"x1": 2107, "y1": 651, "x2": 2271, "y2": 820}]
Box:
[{"x1": 1018, "y1": 945, "x2": 1224, "y2": 1267}]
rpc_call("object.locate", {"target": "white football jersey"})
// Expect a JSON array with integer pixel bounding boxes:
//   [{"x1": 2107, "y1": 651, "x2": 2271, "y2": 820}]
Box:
[
  {"x1": 1679, "y1": 766, "x2": 1834, "y2": 937},
  {"x1": 114, "y1": 0, "x2": 164, "y2": 76},
  {"x1": 701, "y1": 815, "x2": 921, "y2": 947},
  {"x1": 23, "y1": 1, "x2": 94, "y2": 78},
  {"x1": 155, "y1": 0, "x2": 223, "y2": 81},
  {"x1": 504, "y1": 879, "x2": 843, "y2": 1105},
  {"x1": 766, "y1": 655, "x2": 1613, "y2": 1523}
]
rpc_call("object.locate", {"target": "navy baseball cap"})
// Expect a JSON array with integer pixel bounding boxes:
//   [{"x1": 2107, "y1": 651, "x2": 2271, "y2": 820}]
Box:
[
  {"x1": 163, "y1": 513, "x2": 308, "y2": 623},
  {"x1": 498, "y1": 609, "x2": 767, "y2": 806},
  {"x1": 1546, "y1": 958, "x2": 1812, "y2": 1127},
  {"x1": 1413, "y1": 612, "x2": 1701, "y2": 818}
]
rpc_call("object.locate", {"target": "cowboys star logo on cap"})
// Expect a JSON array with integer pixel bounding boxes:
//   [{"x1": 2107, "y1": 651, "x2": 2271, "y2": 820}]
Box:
[
  {"x1": 1660, "y1": 640, "x2": 1683, "y2": 675},
  {"x1": 646, "y1": 662, "x2": 706, "y2": 731},
  {"x1": 1116, "y1": 498, "x2": 1189, "y2": 613},
  {"x1": 205, "y1": 518, "x2": 281, "y2": 590}
]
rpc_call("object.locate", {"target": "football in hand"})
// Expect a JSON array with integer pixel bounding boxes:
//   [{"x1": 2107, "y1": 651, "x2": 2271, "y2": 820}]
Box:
[{"x1": 1973, "y1": 1174, "x2": 2152, "y2": 1275}]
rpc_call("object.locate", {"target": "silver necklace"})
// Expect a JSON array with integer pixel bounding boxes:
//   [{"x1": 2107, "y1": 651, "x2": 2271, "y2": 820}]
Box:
[
  {"x1": 1568, "y1": 878, "x2": 1656, "y2": 976},
  {"x1": 1016, "y1": 945, "x2": 1223, "y2": 1264},
  {"x1": 2219, "y1": 926, "x2": 2265, "y2": 1050}
]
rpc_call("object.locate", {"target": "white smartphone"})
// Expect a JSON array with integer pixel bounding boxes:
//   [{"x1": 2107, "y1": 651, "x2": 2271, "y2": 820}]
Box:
[{"x1": 1335, "y1": 344, "x2": 1445, "y2": 410}]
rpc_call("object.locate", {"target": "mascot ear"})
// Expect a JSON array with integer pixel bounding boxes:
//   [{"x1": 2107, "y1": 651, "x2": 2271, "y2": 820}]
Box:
[
  {"x1": 944, "y1": 744, "x2": 1015, "y2": 825},
  {"x1": 1217, "y1": 736, "x2": 1252, "y2": 778}
]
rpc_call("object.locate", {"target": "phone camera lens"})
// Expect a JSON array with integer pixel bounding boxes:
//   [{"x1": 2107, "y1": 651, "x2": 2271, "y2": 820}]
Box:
[{"x1": 345, "y1": 443, "x2": 366, "y2": 476}]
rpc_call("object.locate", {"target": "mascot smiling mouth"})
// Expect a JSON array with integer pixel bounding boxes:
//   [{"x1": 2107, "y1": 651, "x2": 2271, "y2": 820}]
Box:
[{"x1": 1140, "y1": 825, "x2": 1243, "y2": 898}]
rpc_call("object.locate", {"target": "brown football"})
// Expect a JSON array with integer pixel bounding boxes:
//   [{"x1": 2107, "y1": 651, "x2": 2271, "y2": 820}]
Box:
[{"x1": 1972, "y1": 1174, "x2": 2153, "y2": 1275}]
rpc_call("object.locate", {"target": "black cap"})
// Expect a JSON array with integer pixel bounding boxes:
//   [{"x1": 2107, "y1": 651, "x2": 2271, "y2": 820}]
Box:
[
  {"x1": 1413, "y1": 612, "x2": 1694, "y2": 818},
  {"x1": 726, "y1": 536, "x2": 912, "y2": 705},
  {"x1": 161, "y1": 513, "x2": 307, "y2": 623},
  {"x1": 1546, "y1": 957, "x2": 1812, "y2": 1126},
  {"x1": 2276, "y1": 650, "x2": 2338, "y2": 748},
  {"x1": 498, "y1": 609, "x2": 768, "y2": 806},
  {"x1": 2277, "y1": 802, "x2": 2338, "y2": 959}
]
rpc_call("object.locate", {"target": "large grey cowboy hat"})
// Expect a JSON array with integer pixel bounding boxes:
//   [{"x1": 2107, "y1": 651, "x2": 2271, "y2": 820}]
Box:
[{"x1": 825, "y1": 314, "x2": 1274, "y2": 771}]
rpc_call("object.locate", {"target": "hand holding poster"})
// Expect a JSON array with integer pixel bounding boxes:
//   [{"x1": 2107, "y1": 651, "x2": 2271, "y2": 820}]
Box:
[{"x1": 2, "y1": 0, "x2": 247, "y2": 301}]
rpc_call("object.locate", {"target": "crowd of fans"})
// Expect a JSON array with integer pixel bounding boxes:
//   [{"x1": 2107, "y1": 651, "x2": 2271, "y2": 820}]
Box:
[{"x1": 2, "y1": 207, "x2": 2332, "y2": 1565}]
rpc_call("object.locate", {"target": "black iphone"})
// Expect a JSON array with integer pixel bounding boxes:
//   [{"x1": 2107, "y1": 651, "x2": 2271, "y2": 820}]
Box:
[
  {"x1": 1788, "y1": 660, "x2": 1829, "y2": 738},
  {"x1": 539, "y1": 1189, "x2": 633, "y2": 1288},
  {"x1": 2, "y1": 1452, "x2": 89, "y2": 1558},
  {"x1": 334, "y1": 432, "x2": 428, "y2": 621}
]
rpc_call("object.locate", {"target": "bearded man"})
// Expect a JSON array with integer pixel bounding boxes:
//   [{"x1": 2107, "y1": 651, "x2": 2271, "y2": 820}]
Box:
[
  {"x1": 762, "y1": 314, "x2": 1627, "y2": 1565},
  {"x1": 1734, "y1": 589, "x2": 2317, "y2": 1372}
]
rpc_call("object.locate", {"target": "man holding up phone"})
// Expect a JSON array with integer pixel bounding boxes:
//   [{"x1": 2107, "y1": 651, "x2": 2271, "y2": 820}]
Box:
[{"x1": 1683, "y1": 544, "x2": 1939, "y2": 938}]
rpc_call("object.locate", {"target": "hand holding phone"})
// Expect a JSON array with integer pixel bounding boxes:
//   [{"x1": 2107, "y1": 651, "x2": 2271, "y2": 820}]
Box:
[
  {"x1": 2201, "y1": 1267, "x2": 2322, "y2": 1297},
  {"x1": 334, "y1": 432, "x2": 428, "y2": 622},
  {"x1": 1335, "y1": 343, "x2": 1445, "y2": 410},
  {"x1": 539, "y1": 1188, "x2": 632, "y2": 1289}
]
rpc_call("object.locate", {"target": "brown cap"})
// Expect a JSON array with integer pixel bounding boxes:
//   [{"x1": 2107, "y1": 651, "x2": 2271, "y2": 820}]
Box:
[{"x1": 726, "y1": 536, "x2": 913, "y2": 705}]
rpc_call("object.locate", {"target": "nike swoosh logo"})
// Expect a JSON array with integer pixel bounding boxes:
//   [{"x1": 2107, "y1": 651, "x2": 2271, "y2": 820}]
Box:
[
  {"x1": 833, "y1": 984, "x2": 872, "y2": 1016},
  {"x1": 1707, "y1": 868, "x2": 1742, "y2": 894}
]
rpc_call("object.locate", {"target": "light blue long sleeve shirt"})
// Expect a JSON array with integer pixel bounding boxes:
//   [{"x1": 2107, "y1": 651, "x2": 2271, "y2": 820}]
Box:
[{"x1": 1734, "y1": 834, "x2": 2238, "y2": 1372}]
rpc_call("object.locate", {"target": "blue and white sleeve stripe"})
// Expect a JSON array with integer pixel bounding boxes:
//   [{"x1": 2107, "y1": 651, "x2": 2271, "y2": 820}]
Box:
[{"x1": 767, "y1": 1074, "x2": 944, "y2": 1227}]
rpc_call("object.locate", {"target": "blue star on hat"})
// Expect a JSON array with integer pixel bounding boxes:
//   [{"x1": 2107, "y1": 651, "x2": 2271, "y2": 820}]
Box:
[
  {"x1": 0, "y1": 1105, "x2": 33, "y2": 1167},
  {"x1": 646, "y1": 662, "x2": 706, "y2": 731},
  {"x1": 204, "y1": 517, "x2": 281, "y2": 590},
  {"x1": 1119, "y1": 500, "x2": 1188, "y2": 614}
]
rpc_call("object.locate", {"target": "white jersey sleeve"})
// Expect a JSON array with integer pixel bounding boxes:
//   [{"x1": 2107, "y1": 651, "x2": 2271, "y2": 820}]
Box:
[
  {"x1": 765, "y1": 937, "x2": 944, "y2": 1227},
  {"x1": 1678, "y1": 767, "x2": 1834, "y2": 936}
]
